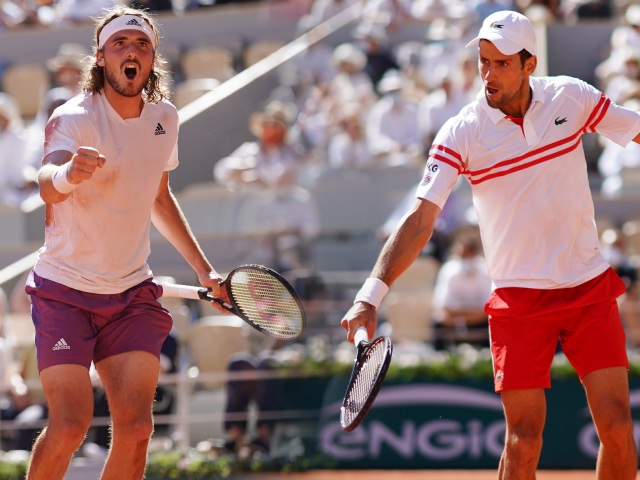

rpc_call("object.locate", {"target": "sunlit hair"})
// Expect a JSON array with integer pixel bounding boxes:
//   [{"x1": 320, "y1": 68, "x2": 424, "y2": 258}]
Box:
[{"x1": 80, "y1": 6, "x2": 171, "y2": 103}]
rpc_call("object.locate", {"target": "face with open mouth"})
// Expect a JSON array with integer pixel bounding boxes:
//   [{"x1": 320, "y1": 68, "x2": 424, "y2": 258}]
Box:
[
  {"x1": 477, "y1": 40, "x2": 532, "y2": 117},
  {"x1": 98, "y1": 29, "x2": 154, "y2": 98}
]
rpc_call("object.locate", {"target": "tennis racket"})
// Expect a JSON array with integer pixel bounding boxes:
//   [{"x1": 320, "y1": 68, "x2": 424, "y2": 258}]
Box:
[
  {"x1": 160, "y1": 264, "x2": 305, "y2": 339},
  {"x1": 340, "y1": 326, "x2": 393, "y2": 432}
]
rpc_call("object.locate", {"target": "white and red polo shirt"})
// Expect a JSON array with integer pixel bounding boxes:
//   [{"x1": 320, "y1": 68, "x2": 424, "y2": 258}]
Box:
[{"x1": 417, "y1": 75, "x2": 640, "y2": 290}]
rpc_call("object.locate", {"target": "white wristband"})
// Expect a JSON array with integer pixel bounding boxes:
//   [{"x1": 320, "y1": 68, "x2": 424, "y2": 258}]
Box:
[
  {"x1": 354, "y1": 277, "x2": 389, "y2": 309},
  {"x1": 52, "y1": 162, "x2": 76, "y2": 194}
]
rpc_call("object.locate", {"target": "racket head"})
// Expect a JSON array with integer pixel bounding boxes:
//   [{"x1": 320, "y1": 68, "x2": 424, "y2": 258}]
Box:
[
  {"x1": 225, "y1": 264, "x2": 306, "y2": 339},
  {"x1": 340, "y1": 335, "x2": 393, "y2": 432}
]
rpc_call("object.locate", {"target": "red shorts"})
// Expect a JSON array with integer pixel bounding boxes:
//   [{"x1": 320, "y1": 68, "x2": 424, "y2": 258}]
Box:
[
  {"x1": 486, "y1": 268, "x2": 629, "y2": 392},
  {"x1": 26, "y1": 271, "x2": 172, "y2": 372}
]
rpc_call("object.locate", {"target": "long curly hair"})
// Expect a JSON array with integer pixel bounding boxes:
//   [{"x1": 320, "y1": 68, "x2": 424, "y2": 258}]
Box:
[{"x1": 80, "y1": 6, "x2": 171, "y2": 103}]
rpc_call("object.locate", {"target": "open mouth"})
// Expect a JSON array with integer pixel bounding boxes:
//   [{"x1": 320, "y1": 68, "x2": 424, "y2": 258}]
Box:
[
  {"x1": 486, "y1": 85, "x2": 499, "y2": 96},
  {"x1": 124, "y1": 65, "x2": 138, "y2": 80}
]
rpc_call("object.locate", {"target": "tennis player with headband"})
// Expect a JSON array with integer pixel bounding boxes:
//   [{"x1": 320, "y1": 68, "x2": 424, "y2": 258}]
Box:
[
  {"x1": 25, "y1": 6, "x2": 230, "y2": 480},
  {"x1": 342, "y1": 10, "x2": 640, "y2": 479}
]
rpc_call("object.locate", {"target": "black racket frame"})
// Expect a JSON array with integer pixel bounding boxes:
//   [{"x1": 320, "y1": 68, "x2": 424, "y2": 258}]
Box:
[{"x1": 340, "y1": 335, "x2": 393, "y2": 432}]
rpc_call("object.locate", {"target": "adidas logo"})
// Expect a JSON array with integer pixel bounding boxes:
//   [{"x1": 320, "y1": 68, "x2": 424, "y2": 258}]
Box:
[
  {"x1": 53, "y1": 338, "x2": 71, "y2": 351},
  {"x1": 154, "y1": 123, "x2": 166, "y2": 135},
  {"x1": 126, "y1": 18, "x2": 143, "y2": 26}
]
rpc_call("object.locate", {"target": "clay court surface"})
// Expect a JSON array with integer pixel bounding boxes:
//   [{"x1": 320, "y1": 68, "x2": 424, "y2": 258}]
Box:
[{"x1": 272, "y1": 471, "x2": 622, "y2": 479}]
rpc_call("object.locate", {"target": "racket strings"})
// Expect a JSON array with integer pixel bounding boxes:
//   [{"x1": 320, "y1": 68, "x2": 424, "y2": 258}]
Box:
[
  {"x1": 342, "y1": 340, "x2": 387, "y2": 427},
  {"x1": 230, "y1": 270, "x2": 303, "y2": 338}
]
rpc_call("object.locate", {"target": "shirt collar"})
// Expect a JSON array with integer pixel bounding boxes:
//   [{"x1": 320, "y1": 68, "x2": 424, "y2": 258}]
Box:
[{"x1": 477, "y1": 76, "x2": 546, "y2": 124}]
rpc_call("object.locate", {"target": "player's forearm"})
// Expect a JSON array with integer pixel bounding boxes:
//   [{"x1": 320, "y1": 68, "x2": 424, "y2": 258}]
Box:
[
  {"x1": 371, "y1": 199, "x2": 439, "y2": 287},
  {"x1": 38, "y1": 164, "x2": 72, "y2": 204},
  {"x1": 152, "y1": 191, "x2": 213, "y2": 277}
]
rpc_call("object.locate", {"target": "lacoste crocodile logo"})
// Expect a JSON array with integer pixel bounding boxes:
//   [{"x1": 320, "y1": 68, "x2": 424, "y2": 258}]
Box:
[
  {"x1": 554, "y1": 117, "x2": 567, "y2": 125},
  {"x1": 490, "y1": 22, "x2": 503, "y2": 29}
]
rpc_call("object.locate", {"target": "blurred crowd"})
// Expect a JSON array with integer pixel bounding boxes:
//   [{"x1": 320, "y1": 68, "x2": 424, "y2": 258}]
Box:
[{"x1": 0, "y1": 0, "x2": 635, "y2": 31}]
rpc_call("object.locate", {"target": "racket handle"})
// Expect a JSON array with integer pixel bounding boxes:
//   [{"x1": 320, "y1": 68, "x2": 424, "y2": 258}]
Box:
[
  {"x1": 354, "y1": 326, "x2": 369, "y2": 347},
  {"x1": 161, "y1": 283, "x2": 210, "y2": 301}
]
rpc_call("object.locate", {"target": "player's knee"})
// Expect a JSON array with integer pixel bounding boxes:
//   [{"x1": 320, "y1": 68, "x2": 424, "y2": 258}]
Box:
[
  {"x1": 116, "y1": 416, "x2": 155, "y2": 442},
  {"x1": 596, "y1": 411, "x2": 634, "y2": 449},
  {"x1": 505, "y1": 425, "x2": 543, "y2": 456},
  {"x1": 48, "y1": 419, "x2": 91, "y2": 451}
]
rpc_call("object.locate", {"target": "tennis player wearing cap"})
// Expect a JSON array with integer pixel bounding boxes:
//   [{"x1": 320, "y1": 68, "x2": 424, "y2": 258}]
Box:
[
  {"x1": 342, "y1": 10, "x2": 640, "y2": 478},
  {"x1": 25, "y1": 6, "x2": 229, "y2": 480}
]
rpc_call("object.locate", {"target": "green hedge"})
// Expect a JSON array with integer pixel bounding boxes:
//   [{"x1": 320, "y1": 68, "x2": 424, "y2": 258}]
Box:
[{"x1": 0, "y1": 460, "x2": 26, "y2": 480}]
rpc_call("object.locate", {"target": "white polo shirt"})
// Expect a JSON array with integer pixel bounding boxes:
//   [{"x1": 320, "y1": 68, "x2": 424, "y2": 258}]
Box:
[
  {"x1": 417, "y1": 75, "x2": 640, "y2": 290},
  {"x1": 35, "y1": 91, "x2": 179, "y2": 294}
]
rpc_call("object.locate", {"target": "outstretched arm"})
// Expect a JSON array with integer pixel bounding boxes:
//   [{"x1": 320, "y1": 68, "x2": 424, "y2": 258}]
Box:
[
  {"x1": 341, "y1": 197, "x2": 441, "y2": 342},
  {"x1": 152, "y1": 172, "x2": 227, "y2": 307}
]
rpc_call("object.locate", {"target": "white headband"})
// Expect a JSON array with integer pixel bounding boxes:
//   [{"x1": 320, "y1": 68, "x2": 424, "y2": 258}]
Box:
[{"x1": 98, "y1": 15, "x2": 156, "y2": 50}]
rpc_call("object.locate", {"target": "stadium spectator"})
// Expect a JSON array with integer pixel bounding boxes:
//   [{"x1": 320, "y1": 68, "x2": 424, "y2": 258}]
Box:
[
  {"x1": 366, "y1": 69, "x2": 422, "y2": 166},
  {"x1": 214, "y1": 100, "x2": 304, "y2": 190},
  {"x1": 431, "y1": 233, "x2": 492, "y2": 351},
  {"x1": 418, "y1": 62, "x2": 473, "y2": 147},
  {"x1": 328, "y1": 42, "x2": 377, "y2": 111},
  {"x1": 0, "y1": 93, "x2": 38, "y2": 207},
  {"x1": 327, "y1": 102, "x2": 375, "y2": 169},
  {"x1": 352, "y1": 21, "x2": 399, "y2": 91},
  {"x1": 595, "y1": 4, "x2": 640, "y2": 90}
]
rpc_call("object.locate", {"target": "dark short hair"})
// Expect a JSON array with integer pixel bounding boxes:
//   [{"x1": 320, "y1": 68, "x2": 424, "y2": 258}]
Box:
[{"x1": 518, "y1": 49, "x2": 534, "y2": 67}]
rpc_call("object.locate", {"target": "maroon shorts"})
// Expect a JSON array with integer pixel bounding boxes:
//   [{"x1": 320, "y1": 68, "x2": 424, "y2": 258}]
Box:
[
  {"x1": 26, "y1": 271, "x2": 172, "y2": 372},
  {"x1": 486, "y1": 268, "x2": 629, "y2": 392}
]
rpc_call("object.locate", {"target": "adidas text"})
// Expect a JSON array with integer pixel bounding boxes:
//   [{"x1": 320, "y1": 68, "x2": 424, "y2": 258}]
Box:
[
  {"x1": 155, "y1": 123, "x2": 166, "y2": 135},
  {"x1": 53, "y1": 338, "x2": 71, "y2": 350}
]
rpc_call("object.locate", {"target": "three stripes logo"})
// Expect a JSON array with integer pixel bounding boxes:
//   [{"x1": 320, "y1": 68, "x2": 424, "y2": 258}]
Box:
[
  {"x1": 53, "y1": 338, "x2": 71, "y2": 351},
  {"x1": 154, "y1": 123, "x2": 166, "y2": 135},
  {"x1": 126, "y1": 18, "x2": 143, "y2": 26}
]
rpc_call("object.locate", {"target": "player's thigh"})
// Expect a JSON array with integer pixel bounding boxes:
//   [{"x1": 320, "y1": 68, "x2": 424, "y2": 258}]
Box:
[
  {"x1": 500, "y1": 389, "x2": 547, "y2": 437},
  {"x1": 95, "y1": 350, "x2": 160, "y2": 422},
  {"x1": 39, "y1": 364, "x2": 95, "y2": 427}
]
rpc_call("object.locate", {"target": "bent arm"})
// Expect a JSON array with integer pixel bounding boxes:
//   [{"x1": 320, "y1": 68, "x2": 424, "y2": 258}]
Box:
[{"x1": 39, "y1": 147, "x2": 106, "y2": 204}]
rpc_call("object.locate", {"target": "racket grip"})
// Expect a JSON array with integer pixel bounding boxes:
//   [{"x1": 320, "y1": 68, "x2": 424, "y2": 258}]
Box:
[
  {"x1": 354, "y1": 326, "x2": 369, "y2": 346},
  {"x1": 161, "y1": 283, "x2": 208, "y2": 300}
]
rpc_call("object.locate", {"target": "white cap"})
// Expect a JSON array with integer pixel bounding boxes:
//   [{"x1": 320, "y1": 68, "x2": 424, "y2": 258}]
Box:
[
  {"x1": 626, "y1": 5, "x2": 640, "y2": 27},
  {"x1": 378, "y1": 69, "x2": 404, "y2": 93},
  {"x1": 465, "y1": 10, "x2": 536, "y2": 56}
]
